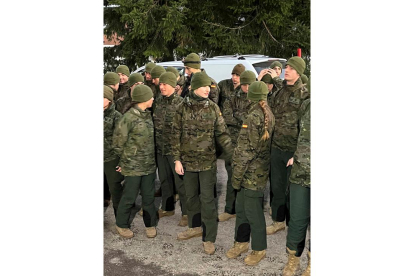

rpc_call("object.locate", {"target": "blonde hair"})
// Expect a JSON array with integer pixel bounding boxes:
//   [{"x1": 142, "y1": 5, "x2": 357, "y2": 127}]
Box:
[{"x1": 259, "y1": 100, "x2": 270, "y2": 141}]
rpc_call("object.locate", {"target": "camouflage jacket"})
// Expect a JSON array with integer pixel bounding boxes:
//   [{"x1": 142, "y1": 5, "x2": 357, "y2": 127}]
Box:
[
  {"x1": 289, "y1": 98, "x2": 310, "y2": 188},
  {"x1": 153, "y1": 92, "x2": 183, "y2": 156},
  {"x1": 114, "y1": 82, "x2": 129, "y2": 102},
  {"x1": 181, "y1": 70, "x2": 219, "y2": 104},
  {"x1": 171, "y1": 91, "x2": 232, "y2": 172},
  {"x1": 115, "y1": 87, "x2": 133, "y2": 114},
  {"x1": 232, "y1": 103, "x2": 275, "y2": 191},
  {"x1": 104, "y1": 103, "x2": 122, "y2": 162},
  {"x1": 218, "y1": 78, "x2": 238, "y2": 111},
  {"x1": 269, "y1": 78, "x2": 309, "y2": 152},
  {"x1": 112, "y1": 106, "x2": 156, "y2": 176},
  {"x1": 222, "y1": 88, "x2": 252, "y2": 147},
  {"x1": 272, "y1": 76, "x2": 284, "y2": 92},
  {"x1": 144, "y1": 79, "x2": 157, "y2": 97}
]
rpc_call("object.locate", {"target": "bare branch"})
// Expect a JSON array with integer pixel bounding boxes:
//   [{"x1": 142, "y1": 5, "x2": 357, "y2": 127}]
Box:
[{"x1": 262, "y1": 20, "x2": 282, "y2": 46}]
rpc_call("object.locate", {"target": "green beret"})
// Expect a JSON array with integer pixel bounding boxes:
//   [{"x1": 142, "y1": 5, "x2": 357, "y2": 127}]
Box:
[
  {"x1": 116, "y1": 65, "x2": 130, "y2": 77},
  {"x1": 145, "y1": 62, "x2": 156, "y2": 73},
  {"x1": 191, "y1": 72, "x2": 211, "y2": 91},
  {"x1": 261, "y1": 74, "x2": 273, "y2": 84},
  {"x1": 128, "y1": 73, "x2": 144, "y2": 87},
  {"x1": 301, "y1": 74, "x2": 308, "y2": 84},
  {"x1": 132, "y1": 85, "x2": 153, "y2": 103},
  {"x1": 286, "y1": 56, "x2": 306, "y2": 76},
  {"x1": 183, "y1": 53, "x2": 201, "y2": 69},
  {"x1": 166, "y1": 66, "x2": 180, "y2": 78},
  {"x1": 232, "y1": 64, "x2": 246, "y2": 76},
  {"x1": 104, "y1": 85, "x2": 113, "y2": 101},
  {"x1": 159, "y1": 72, "x2": 177, "y2": 88},
  {"x1": 248, "y1": 81, "x2": 268, "y2": 102},
  {"x1": 240, "y1": 70, "x2": 256, "y2": 85},
  {"x1": 104, "y1": 72, "x2": 120, "y2": 85},
  {"x1": 270, "y1": 61, "x2": 283, "y2": 70},
  {"x1": 150, "y1": 65, "x2": 166, "y2": 79}
]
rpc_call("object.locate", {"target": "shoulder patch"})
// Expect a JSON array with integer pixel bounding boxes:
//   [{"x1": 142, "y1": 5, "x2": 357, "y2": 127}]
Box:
[
  {"x1": 242, "y1": 124, "x2": 248, "y2": 128},
  {"x1": 211, "y1": 84, "x2": 216, "y2": 88},
  {"x1": 219, "y1": 112, "x2": 222, "y2": 116}
]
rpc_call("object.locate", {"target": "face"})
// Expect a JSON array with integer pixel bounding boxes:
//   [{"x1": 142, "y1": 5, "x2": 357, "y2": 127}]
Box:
[
  {"x1": 152, "y1": 78, "x2": 160, "y2": 86},
  {"x1": 118, "y1": 73, "x2": 128, "y2": 84},
  {"x1": 241, "y1": 84, "x2": 249, "y2": 93},
  {"x1": 159, "y1": 83, "x2": 175, "y2": 96},
  {"x1": 185, "y1": 66, "x2": 194, "y2": 77},
  {"x1": 145, "y1": 72, "x2": 152, "y2": 81},
  {"x1": 231, "y1": 73, "x2": 240, "y2": 87},
  {"x1": 284, "y1": 65, "x2": 300, "y2": 83},
  {"x1": 112, "y1": 83, "x2": 119, "y2": 91},
  {"x1": 104, "y1": 98, "x2": 110, "y2": 110},
  {"x1": 194, "y1": 86, "x2": 210, "y2": 98},
  {"x1": 266, "y1": 83, "x2": 274, "y2": 92},
  {"x1": 274, "y1": 66, "x2": 282, "y2": 77}
]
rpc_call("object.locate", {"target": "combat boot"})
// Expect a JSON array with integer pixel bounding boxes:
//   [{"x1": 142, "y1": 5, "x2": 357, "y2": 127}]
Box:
[
  {"x1": 266, "y1": 221, "x2": 285, "y2": 235},
  {"x1": 115, "y1": 225, "x2": 134, "y2": 239},
  {"x1": 178, "y1": 215, "x2": 188, "y2": 227},
  {"x1": 218, "y1": 212, "x2": 236, "y2": 222},
  {"x1": 177, "y1": 227, "x2": 203, "y2": 240},
  {"x1": 146, "y1": 227, "x2": 157, "y2": 238},
  {"x1": 282, "y1": 248, "x2": 300, "y2": 276},
  {"x1": 158, "y1": 209, "x2": 175, "y2": 218},
  {"x1": 226, "y1": 242, "x2": 249, "y2": 259},
  {"x1": 301, "y1": 251, "x2": 310, "y2": 276},
  {"x1": 203, "y1": 241, "x2": 215, "y2": 255},
  {"x1": 244, "y1": 250, "x2": 266, "y2": 266}
]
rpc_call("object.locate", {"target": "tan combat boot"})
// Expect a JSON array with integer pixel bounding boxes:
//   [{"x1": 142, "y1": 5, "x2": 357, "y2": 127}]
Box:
[
  {"x1": 138, "y1": 208, "x2": 143, "y2": 217},
  {"x1": 158, "y1": 209, "x2": 175, "y2": 218},
  {"x1": 115, "y1": 225, "x2": 134, "y2": 239},
  {"x1": 226, "y1": 242, "x2": 249, "y2": 259},
  {"x1": 203, "y1": 241, "x2": 215, "y2": 255},
  {"x1": 177, "y1": 227, "x2": 203, "y2": 240},
  {"x1": 301, "y1": 251, "x2": 310, "y2": 276},
  {"x1": 244, "y1": 250, "x2": 266, "y2": 266},
  {"x1": 145, "y1": 227, "x2": 157, "y2": 238},
  {"x1": 266, "y1": 221, "x2": 285, "y2": 235},
  {"x1": 282, "y1": 248, "x2": 300, "y2": 276},
  {"x1": 218, "y1": 212, "x2": 236, "y2": 222},
  {"x1": 178, "y1": 215, "x2": 188, "y2": 227}
]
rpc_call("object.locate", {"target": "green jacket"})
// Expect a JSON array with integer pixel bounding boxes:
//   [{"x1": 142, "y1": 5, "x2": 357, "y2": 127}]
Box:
[
  {"x1": 153, "y1": 92, "x2": 183, "y2": 156},
  {"x1": 222, "y1": 87, "x2": 251, "y2": 147},
  {"x1": 218, "y1": 78, "x2": 238, "y2": 111},
  {"x1": 289, "y1": 98, "x2": 310, "y2": 188},
  {"x1": 112, "y1": 106, "x2": 156, "y2": 176},
  {"x1": 272, "y1": 76, "x2": 283, "y2": 92},
  {"x1": 232, "y1": 103, "x2": 275, "y2": 191},
  {"x1": 104, "y1": 103, "x2": 122, "y2": 162},
  {"x1": 171, "y1": 91, "x2": 232, "y2": 172},
  {"x1": 115, "y1": 87, "x2": 133, "y2": 114},
  {"x1": 269, "y1": 78, "x2": 309, "y2": 152}
]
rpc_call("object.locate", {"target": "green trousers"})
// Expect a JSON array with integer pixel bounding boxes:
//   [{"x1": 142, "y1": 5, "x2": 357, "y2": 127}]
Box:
[
  {"x1": 104, "y1": 158, "x2": 124, "y2": 211},
  {"x1": 234, "y1": 188, "x2": 267, "y2": 251},
  {"x1": 184, "y1": 169, "x2": 218, "y2": 243},
  {"x1": 157, "y1": 154, "x2": 187, "y2": 215},
  {"x1": 270, "y1": 146, "x2": 294, "y2": 224},
  {"x1": 116, "y1": 173, "x2": 158, "y2": 228},
  {"x1": 286, "y1": 183, "x2": 310, "y2": 256},
  {"x1": 224, "y1": 160, "x2": 236, "y2": 214}
]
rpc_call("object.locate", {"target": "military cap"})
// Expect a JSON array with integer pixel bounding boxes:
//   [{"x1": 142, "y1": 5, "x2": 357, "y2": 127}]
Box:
[
  {"x1": 104, "y1": 72, "x2": 120, "y2": 85},
  {"x1": 301, "y1": 74, "x2": 308, "y2": 85},
  {"x1": 286, "y1": 56, "x2": 306, "y2": 76},
  {"x1": 232, "y1": 64, "x2": 246, "y2": 76},
  {"x1": 248, "y1": 81, "x2": 268, "y2": 102},
  {"x1": 166, "y1": 66, "x2": 180, "y2": 78},
  {"x1": 261, "y1": 74, "x2": 273, "y2": 84},
  {"x1": 183, "y1": 53, "x2": 201, "y2": 69},
  {"x1": 191, "y1": 72, "x2": 211, "y2": 91},
  {"x1": 116, "y1": 65, "x2": 130, "y2": 77},
  {"x1": 104, "y1": 85, "x2": 113, "y2": 101},
  {"x1": 151, "y1": 65, "x2": 166, "y2": 79},
  {"x1": 240, "y1": 70, "x2": 256, "y2": 85},
  {"x1": 145, "y1": 62, "x2": 156, "y2": 73},
  {"x1": 159, "y1": 72, "x2": 177, "y2": 88},
  {"x1": 270, "y1": 61, "x2": 283, "y2": 70},
  {"x1": 132, "y1": 85, "x2": 153, "y2": 103},
  {"x1": 128, "y1": 73, "x2": 144, "y2": 87}
]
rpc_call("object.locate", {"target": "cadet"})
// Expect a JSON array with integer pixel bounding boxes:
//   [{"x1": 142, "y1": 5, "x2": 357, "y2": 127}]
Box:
[
  {"x1": 219, "y1": 70, "x2": 256, "y2": 222},
  {"x1": 144, "y1": 62, "x2": 157, "y2": 95},
  {"x1": 282, "y1": 97, "x2": 311, "y2": 276},
  {"x1": 226, "y1": 81, "x2": 275, "y2": 266},
  {"x1": 104, "y1": 85, "x2": 124, "y2": 218},
  {"x1": 180, "y1": 53, "x2": 219, "y2": 104},
  {"x1": 153, "y1": 72, "x2": 188, "y2": 226},
  {"x1": 217, "y1": 63, "x2": 246, "y2": 110},
  {"x1": 116, "y1": 73, "x2": 144, "y2": 114},
  {"x1": 104, "y1": 72, "x2": 120, "y2": 97},
  {"x1": 172, "y1": 72, "x2": 232, "y2": 255},
  {"x1": 266, "y1": 56, "x2": 309, "y2": 235},
  {"x1": 112, "y1": 85, "x2": 158, "y2": 239},
  {"x1": 260, "y1": 73, "x2": 278, "y2": 101},
  {"x1": 150, "y1": 65, "x2": 166, "y2": 100},
  {"x1": 115, "y1": 65, "x2": 130, "y2": 109},
  {"x1": 166, "y1": 66, "x2": 185, "y2": 96}
]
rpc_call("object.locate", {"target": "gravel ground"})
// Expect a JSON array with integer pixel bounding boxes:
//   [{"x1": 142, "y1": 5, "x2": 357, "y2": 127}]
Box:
[{"x1": 104, "y1": 159, "x2": 310, "y2": 275}]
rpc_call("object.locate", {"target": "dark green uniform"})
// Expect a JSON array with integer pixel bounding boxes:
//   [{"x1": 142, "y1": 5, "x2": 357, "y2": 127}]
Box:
[
  {"x1": 272, "y1": 76, "x2": 283, "y2": 93},
  {"x1": 104, "y1": 103, "x2": 124, "y2": 215},
  {"x1": 153, "y1": 92, "x2": 187, "y2": 214},
  {"x1": 268, "y1": 78, "x2": 309, "y2": 224},
  {"x1": 115, "y1": 86, "x2": 133, "y2": 114},
  {"x1": 232, "y1": 102, "x2": 275, "y2": 251},
  {"x1": 114, "y1": 83, "x2": 130, "y2": 109},
  {"x1": 218, "y1": 78, "x2": 238, "y2": 111},
  {"x1": 171, "y1": 91, "x2": 232, "y2": 243},
  {"x1": 286, "y1": 98, "x2": 310, "y2": 256},
  {"x1": 112, "y1": 106, "x2": 158, "y2": 229}
]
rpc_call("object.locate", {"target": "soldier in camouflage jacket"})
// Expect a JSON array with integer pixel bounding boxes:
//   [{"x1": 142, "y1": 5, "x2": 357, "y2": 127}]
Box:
[
  {"x1": 217, "y1": 63, "x2": 245, "y2": 111},
  {"x1": 226, "y1": 81, "x2": 275, "y2": 266}
]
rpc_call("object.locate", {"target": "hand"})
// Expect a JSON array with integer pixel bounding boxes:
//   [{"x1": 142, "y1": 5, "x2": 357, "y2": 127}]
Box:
[
  {"x1": 286, "y1": 158, "x2": 294, "y2": 167},
  {"x1": 116, "y1": 166, "x2": 122, "y2": 172},
  {"x1": 268, "y1": 68, "x2": 277, "y2": 78},
  {"x1": 257, "y1": 70, "x2": 266, "y2": 81},
  {"x1": 175, "y1": 161, "x2": 184, "y2": 175}
]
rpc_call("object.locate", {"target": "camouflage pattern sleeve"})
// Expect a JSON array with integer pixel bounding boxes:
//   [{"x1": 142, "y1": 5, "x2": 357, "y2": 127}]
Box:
[
  {"x1": 171, "y1": 103, "x2": 184, "y2": 162},
  {"x1": 222, "y1": 95, "x2": 239, "y2": 127},
  {"x1": 213, "y1": 105, "x2": 233, "y2": 162},
  {"x1": 112, "y1": 114, "x2": 132, "y2": 159},
  {"x1": 208, "y1": 79, "x2": 219, "y2": 104}
]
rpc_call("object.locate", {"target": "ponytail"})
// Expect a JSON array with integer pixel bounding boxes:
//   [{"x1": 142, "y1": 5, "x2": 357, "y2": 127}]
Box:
[{"x1": 259, "y1": 100, "x2": 270, "y2": 141}]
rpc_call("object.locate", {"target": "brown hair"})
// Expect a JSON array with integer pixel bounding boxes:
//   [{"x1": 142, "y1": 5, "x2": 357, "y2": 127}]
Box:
[{"x1": 259, "y1": 100, "x2": 270, "y2": 141}]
